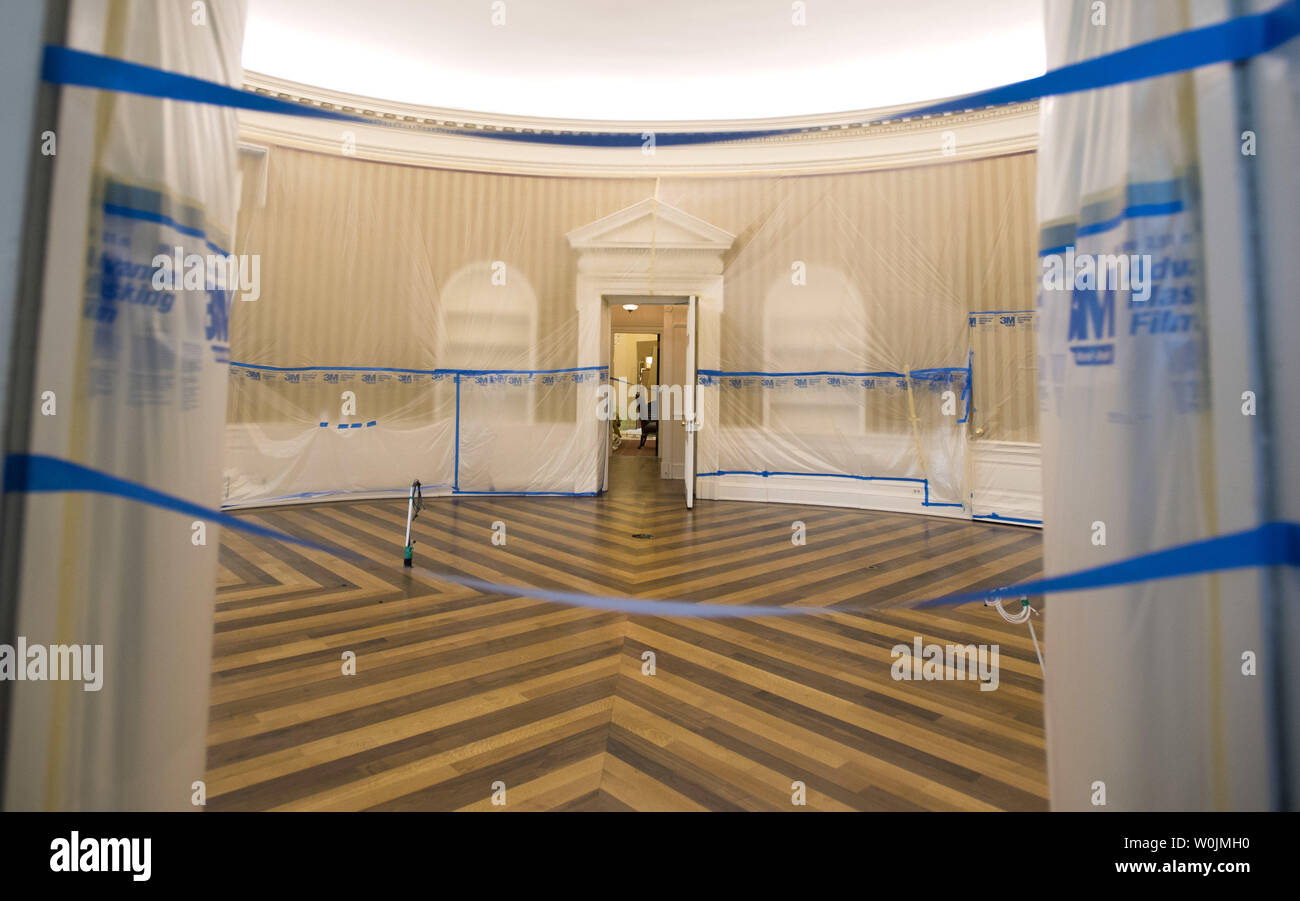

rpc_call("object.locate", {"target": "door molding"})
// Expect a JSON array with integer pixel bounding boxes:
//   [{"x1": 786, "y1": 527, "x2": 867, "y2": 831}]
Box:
[{"x1": 569, "y1": 198, "x2": 733, "y2": 494}]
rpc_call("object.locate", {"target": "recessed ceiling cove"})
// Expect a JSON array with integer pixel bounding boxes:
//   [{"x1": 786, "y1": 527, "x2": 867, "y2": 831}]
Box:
[{"x1": 241, "y1": 0, "x2": 1046, "y2": 122}]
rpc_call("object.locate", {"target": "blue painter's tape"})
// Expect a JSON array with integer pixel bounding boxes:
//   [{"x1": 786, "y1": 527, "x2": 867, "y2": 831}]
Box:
[
  {"x1": 922, "y1": 478, "x2": 963, "y2": 508},
  {"x1": 451, "y1": 490, "x2": 601, "y2": 497},
  {"x1": 228, "y1": 362, "x2": 608, "y2": 376},
  {"x1": 366, "y1": 420, "x2": 377, "y2": 427},
  {"x1": 696, "y1": 469, "x2": 965, "y2": 510},
  {"x1": 4, "y1": 454, "x2": 348, "y2": 555},
  {"x1": 37, "y1": 45, "x2": 799, "y2": 146},
  {"x1": 455, "y1": 365, "x2": 608, "y2": 375},
  {"x1": 913, "y1": 522, "x2": 1300, "y2": 609},
  {"x1": 1076, "y1": 201, "x2": 1184, "y2": 239},
  {"x1": 974, "y1": 512, "x2": 1044, "y2": 526},
  {"x1": 453, "y1": 374, "x2": 461, "y2": 493},
  {"x1": 402, "y1": 567, "x2": 836, "y2": 618},
  {"x1": 1037, "y1": 195, "x2": 1192, "y2": 255},
  {"x1": 104, "y1": 201, "x2": 229, "y2": 257},
  {"x1": 893, "y1": 0, "x2": 1300, "y2": 120},
  {"x1": 434, "y1": 366, "x2": 609, "y2": 494},
  {"x1": 230, "y1": 362, "x2": 437, "y2": 374},
  {"x1": 224, "y1": 486, "x2": 443, "y2": 507},
  {"x1": 7, "y1": 453, "x2": 1300, "y2": 617},
  {"x1": 40, "y1": 2, "x2": 1300, "y2": 147},
  {"x1": 908, "y1": 367, "x2": 966, "y2": 377},
  {"x1": 698, "y1": 470, "x2": 926, "y2": 483},
  {"x1": 43, "y1": 45, "x2": 361, "y2": 123},
  {"x1": 700, "y1": 369, "x2": 907, "y2": 378},
  {"x1": 700, "y1": 367, "x2": 966, "y2": 382},
  {"x1": 956, "y1": 350, "x2": 972, "y2": 425}
]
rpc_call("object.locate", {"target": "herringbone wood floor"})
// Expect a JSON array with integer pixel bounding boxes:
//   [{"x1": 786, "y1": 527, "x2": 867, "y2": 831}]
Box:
[{"x1": 208, "y1": 457, "x2": 1047, "y2": 811}]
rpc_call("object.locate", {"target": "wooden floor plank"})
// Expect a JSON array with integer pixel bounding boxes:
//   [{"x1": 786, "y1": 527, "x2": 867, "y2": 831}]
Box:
[{"x1": 207, "y1": 455, "x2": 1046, "y2": 810}]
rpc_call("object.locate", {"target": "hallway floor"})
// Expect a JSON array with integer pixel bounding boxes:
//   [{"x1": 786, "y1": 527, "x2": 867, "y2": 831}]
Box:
[{"x1": 209, "y1": 456, "x2": 1047, "y2": 810}]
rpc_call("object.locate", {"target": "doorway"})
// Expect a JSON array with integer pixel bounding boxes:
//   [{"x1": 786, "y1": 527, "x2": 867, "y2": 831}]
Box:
[
  {"x1": 611, "y1": 330, "x2": 660, "y2": 457},
  {"x1": 605, "y1": 296, "x2": 695, "y2": 505}
]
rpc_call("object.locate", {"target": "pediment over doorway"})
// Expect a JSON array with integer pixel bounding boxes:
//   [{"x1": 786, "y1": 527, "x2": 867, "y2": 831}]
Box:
[{"x1": 566, "y1": 198, "x2": 734, "y2": 253}]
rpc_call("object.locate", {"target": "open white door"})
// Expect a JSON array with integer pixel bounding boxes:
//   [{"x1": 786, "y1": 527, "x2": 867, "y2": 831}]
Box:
[{"x1": 683, "y1": 295, "x2": 698, "y2": 508}]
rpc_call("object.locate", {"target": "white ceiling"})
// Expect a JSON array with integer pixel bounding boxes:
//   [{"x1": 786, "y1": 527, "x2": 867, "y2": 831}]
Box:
[{"x1": 242, "y1": 0, "x2": 1046, "y2": 122}]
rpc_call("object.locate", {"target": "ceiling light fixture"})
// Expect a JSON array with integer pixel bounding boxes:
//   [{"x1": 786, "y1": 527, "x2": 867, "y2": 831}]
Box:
[{"x1": 622, "y1": 303, "x2": 638, "y2": 311}]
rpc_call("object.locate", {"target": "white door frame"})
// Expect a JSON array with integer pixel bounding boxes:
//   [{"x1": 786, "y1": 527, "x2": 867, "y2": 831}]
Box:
[
  {"x1": 610, "y1": 319, "x2": 666, "y2": 469},
  {"x1": 656, "y1": 299, "x2": 692, "y2": 485},
  {"x1": 683, "y1": 294, "x2": 698, "y2": 508},
  {"x1": 609, "y1": 326, "x2": 664, "y2": 396},
  {"x1": 568, "y1": 198, "x2": 733, "y2": 497},
  {"x1": 584, "y1": 287, "x2": 716, "y2": 495}
]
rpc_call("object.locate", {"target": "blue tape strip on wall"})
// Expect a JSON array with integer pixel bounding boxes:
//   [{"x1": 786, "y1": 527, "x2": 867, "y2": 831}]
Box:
[
  {"x1": 39, "y1": 0, "x2": 1300, "y2": 148},
  {"x1": 6, "y1": 453, "x2": 1298, "y2": 619},
  {"x1": 698, "y1": 368, "x2": 965, "y2": 378},
  {"x1": 229, "y1": 362, "x2": 607, "y2": 376}
]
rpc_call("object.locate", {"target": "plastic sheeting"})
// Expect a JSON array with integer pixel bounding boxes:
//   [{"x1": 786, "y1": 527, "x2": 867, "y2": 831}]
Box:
[
  {"x1": 698, "y1": 369, "x2": 969, "y2": 507},
  {"x1": 1038, "y1": 0, "x2": 1297, "y2": 810},
  {"x1": 4, "y1": 0, "x2": 246, "y2": 809},
  {"x1": 224, "y1": 149, "x2": 1037, "y2": 514}
]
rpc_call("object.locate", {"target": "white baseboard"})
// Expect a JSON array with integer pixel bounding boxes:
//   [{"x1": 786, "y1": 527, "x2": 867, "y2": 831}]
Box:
[
  {"x1": 692, "y1": 440, "x2": 1043, "y2": 527},
  {"x1": 221, "y1": 484, "x2": 453, "y2": 510},
  {"x1": 695, "y1": 473, "x2": 970, "y2": 520},
  {"x1": 969, "y1": 440, "x2": 1043, "y2": 526}
]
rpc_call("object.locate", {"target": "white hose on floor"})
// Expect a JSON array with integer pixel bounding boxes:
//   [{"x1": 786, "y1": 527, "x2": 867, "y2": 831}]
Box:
[{"x1": 986, "y1": 596, "x2": 1045, "y2": 677}]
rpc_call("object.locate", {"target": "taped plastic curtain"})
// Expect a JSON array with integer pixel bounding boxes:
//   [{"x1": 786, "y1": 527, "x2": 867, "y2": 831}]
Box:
[
  {"x1": 224, "y1": 150, "x2": 1037, "y2": 511},
  {"x1": 1038, "y1": 0, "x2": 1299, "y2": 810},
  {"x1": 4, "y1": 0, "x2": 246, "y2": 809}
]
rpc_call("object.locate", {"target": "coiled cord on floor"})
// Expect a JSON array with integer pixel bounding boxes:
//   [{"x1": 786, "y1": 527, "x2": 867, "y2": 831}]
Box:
[{"x1": 986, "y1": 596, "x2": 1045, "y2": 677}]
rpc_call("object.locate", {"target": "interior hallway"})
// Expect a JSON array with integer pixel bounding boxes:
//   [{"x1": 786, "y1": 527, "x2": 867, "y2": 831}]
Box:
[{"x1": 208, "y1": 456, "x2": 1048, "y2": 810}]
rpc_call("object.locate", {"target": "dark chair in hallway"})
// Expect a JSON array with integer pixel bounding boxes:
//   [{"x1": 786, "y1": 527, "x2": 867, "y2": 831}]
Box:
[{"x1": 638, "y1": 418, "x2": 658, "y2": 448}]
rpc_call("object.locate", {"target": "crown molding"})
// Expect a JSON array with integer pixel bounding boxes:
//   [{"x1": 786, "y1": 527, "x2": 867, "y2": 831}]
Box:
[{"x1": 238, "y1": 70, "x2": 1038, "y2": 177}]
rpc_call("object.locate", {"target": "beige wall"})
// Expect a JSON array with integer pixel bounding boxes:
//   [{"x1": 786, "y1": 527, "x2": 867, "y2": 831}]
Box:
[
  {"x1": 612, "y1": 331, "x2": 656, "y2": 386},
  {"x1": 230, "y1": 147, "x2": 1039, "y2": 441}
]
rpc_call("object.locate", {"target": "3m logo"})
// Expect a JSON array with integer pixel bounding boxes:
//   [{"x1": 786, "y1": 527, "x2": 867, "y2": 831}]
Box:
[
  {"x1": 204, "y1": 287, "x2": 231, "y2": 343},
  {"x1": 1068, "y1": 287, "x2": 1115, "y2": 366}
]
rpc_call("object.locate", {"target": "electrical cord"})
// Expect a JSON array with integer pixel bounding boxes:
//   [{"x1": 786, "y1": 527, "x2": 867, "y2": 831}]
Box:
[{"x1": 986, "y1": 595, "x2": 1045, "y2": 676}]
